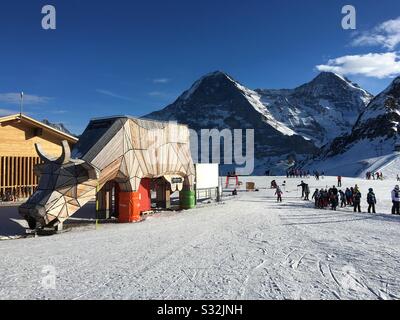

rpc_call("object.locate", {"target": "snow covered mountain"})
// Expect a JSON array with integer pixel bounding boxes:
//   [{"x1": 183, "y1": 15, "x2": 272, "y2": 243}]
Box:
[
  {"x1": 41, "y1": 119, "x2": 75, "y2": 136},
  {"x1": 256, "y1": 72, "x2": 373, "y2": 147},
  {"x1": 306, "y1": 76, "x2": 400, "y2": 177},
  {"x1": 145, "y1": 71, "x2": 318, "y2": 173}
]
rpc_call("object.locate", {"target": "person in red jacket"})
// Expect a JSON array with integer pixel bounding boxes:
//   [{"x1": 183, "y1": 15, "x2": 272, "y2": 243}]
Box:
[{"x1": 337, "y1": 176, "x2": 342, "y2": 187}]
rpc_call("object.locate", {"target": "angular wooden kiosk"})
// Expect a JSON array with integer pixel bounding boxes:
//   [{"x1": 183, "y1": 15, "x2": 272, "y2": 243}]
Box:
[{"x1": 19, "y1": 116, "x2": 196, "y2": 229}]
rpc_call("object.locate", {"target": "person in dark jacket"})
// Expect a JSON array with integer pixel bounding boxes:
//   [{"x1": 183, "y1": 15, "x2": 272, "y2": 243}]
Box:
[
  {"x1": 329, "y1": 186, "x2": 339, "y2": 211},
  {"x1": 339, "y1": 190, "x2": 346, "y2": 208},
  {"x1": 345, "y1": 188, "x2": 352, "y2": 206},
  {"x1": 297, "y1": 181, "x2": 307, "y2": 198},
  {"x1": 391, "y1": 185, "x2": 400, "y2": 215},
  {"x1": 312, "y1": 189, "x2": 319, "y2": 208},
  {"x1": 353, "y1": 190, "x2": 362, "y2": 213},
  {"x1": 367, "y1": 188, "x2": 377, "y2": 214},
  {"x1": 304, "y1": 184, "x2": 310, "y2": 200}
]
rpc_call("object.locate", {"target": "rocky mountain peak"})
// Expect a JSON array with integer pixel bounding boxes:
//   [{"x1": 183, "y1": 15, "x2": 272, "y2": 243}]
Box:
[
  {"x1": 42, "y1": 119, "x2": 74, "y2": 136},
  {"x1": 295, "y1": 72, "x2": 372, "y2": 99}
]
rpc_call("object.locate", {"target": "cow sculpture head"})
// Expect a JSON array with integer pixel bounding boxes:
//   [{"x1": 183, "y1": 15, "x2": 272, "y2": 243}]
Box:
[{"x1": 19, "y1": 140, "x2": 99, "y2": 229}]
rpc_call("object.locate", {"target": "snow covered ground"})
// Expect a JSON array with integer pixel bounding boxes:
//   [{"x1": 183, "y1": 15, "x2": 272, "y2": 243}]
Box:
[
  {"x1": 0, "y1": 176, "x2": 400, "y2": 300},
  {"x1": 307, "y1": 149, "x2": 400, "y2": 179}
]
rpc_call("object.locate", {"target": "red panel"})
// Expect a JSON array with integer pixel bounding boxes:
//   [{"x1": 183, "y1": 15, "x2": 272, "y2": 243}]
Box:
[
  {"x1": 118, "y1": 192, "x2": 141, "y2": 223},
  {"x1": 138, "y1": 178, "x2": 151, "y2": 212},
  {"x1": 118, "y1": 179, "x2": 151, "y2": 223}
]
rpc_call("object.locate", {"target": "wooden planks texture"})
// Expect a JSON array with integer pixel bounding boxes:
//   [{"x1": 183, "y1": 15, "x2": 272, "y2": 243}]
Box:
[
  {"x1": 20, "y1": 116, "x2": 196, "y2": 227},
  {"x1": 0, "y1": 156, "x2": 40, "y2": 200}
]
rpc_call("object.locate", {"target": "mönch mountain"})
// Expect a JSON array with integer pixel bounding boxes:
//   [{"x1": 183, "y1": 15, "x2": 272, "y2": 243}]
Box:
[
  {"x1": 309, "y1": 76, "x2": 400, "y2": 177},
  {"x1": 256, "y1": 72, "x2": 373, "y2": 147}
]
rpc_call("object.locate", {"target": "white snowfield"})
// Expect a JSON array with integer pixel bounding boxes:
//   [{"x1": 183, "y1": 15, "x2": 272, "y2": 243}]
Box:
[
  {"x1": 1, "y1": 177, "x2": 400, "y2": 300},
  {"x1": 308, "y1": 148, "x2": 400, "y2": 179}
]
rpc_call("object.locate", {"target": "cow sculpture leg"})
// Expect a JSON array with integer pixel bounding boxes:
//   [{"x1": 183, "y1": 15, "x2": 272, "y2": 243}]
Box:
[{"x1": 117, "y1": 178, "x2": 152, "y2": 223}]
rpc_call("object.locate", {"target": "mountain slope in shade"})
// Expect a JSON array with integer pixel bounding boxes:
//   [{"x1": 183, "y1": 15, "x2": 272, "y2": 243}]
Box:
[
  {"x1": 41, "y1": 119, "x2": 75, "y2": 136},
  {"x1": 305, "y1": 76, "x2": 400, "y2": 177},
  {"x1": 256, "y1": 72, "x2": 373, "y2": 147},
  {"x1": 145, "y1": 71, "x2": 318, "y2": 173}
]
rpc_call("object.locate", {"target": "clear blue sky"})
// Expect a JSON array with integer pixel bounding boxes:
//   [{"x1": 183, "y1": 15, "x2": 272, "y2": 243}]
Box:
[{"x1": 0, "y1": 0, "x2": 399, "y2": 133}]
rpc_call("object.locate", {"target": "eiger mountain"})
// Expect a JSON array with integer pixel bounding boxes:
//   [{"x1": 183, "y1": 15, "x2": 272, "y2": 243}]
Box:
[
  {"x1": 310, "y1": 76, "x2": 400, "y2": 177},
  {"x1": 144, "y1": 71, "x2": 372, "y2": 173},
  {"x1": 256, "y1": 72, "x2": 373, "y2": 146},
  {"x1": 145, "y1": 71, "x2": 318, "y2": 172}
]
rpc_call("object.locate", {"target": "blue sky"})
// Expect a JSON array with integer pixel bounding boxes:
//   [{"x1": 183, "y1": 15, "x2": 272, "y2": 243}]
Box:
[{"x1": 0, "y1": 0, "x2": 399, "y2": 133}]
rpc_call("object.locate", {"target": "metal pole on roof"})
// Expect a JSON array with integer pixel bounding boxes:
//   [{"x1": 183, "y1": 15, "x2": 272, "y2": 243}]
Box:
[{"x1": 19, "y1": 91, "x2": 24, "y2": 117}]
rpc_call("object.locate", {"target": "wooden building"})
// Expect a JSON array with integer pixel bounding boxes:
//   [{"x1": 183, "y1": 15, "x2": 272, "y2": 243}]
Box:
[{"x1": 0, "y1": 114, "x2": 78, "y2": 201}]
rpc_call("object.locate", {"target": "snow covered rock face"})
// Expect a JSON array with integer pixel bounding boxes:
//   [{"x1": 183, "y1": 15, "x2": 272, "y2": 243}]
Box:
[
  {"x1": 326, "y1": 76, "x2": 400, "y2": 157},
  {"x1": 304, "y1": 77, "x2": 400, "y2": 177},
  {"x1": 256, "y1": 72, "x2": 373, "y2": 147},
  {"x1": 42, "y1": 119, "x2": 74, "y2": 136},
  {"x1": 145, "y1": 71, "x2": 318, "y2": 174},
  {"x1": 354, "y1": 77, "x2": 400, "y2": 134}
]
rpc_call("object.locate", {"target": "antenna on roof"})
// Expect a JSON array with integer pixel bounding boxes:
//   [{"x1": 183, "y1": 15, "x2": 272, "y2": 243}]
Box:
[{"x1": 19, "y1": 91, "x2": 24, "y2": 118}]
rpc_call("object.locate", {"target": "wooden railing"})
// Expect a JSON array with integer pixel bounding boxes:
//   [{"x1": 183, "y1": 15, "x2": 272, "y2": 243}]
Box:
[{"x1": 0, "y1": 156, "x2": 41, "y2": 201}]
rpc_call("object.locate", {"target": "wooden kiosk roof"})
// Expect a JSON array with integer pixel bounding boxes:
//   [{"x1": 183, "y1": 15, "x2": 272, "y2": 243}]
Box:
[{"x1": 0, "y1": 113, "x2": 78, "y2": 143}]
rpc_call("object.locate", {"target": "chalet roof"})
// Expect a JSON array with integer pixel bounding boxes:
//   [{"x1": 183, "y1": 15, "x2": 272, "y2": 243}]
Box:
[
  {"x1": 0, "y1": 113, "x2": 78, "y2": 143},
  {"x1": 91, "y1": 115, "x2": 189, "y2": 129}
]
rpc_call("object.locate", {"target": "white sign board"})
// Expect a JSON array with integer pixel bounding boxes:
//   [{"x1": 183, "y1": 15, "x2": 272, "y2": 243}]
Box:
[{"x1": 195, "y1": 164, "x2": 219, "y2": 189}]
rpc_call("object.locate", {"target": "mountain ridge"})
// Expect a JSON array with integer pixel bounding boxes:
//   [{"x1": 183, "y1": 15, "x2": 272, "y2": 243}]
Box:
[{"x1": 303, "y1": 75, "x2": 400, "y2": 177}]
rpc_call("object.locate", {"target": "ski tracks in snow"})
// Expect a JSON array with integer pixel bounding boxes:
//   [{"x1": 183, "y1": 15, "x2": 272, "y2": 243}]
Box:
[{"x1": 1, "y1": 177, "x2": 400, "y2": 299}]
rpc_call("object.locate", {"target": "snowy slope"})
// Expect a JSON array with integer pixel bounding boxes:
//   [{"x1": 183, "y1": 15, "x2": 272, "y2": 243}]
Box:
[
  {"x1": 1, "y1": 176, "x2": 400, "y2": 300},
  {"x1": 307, "y1": 76, "x2": 400, "y2": 177}
]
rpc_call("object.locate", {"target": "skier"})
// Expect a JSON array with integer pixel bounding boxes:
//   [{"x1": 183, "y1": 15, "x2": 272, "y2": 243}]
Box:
[
  {"x1": 345, "y1": 188, "x2": 353, "y2": 206},
  {"x1": 329, "y1": 186, "x2": 339, "y2": 211},
  {"x1": 312, "y1": 189, "x2": 319, "y2": 208},
  {"x1": 337, "y1": 176, "x2": 342, "y2": 187},
  {"x1": 367, "y1": 188, "x2": 376, "y2": 214},
  {"x1": 391, "y1": 185, "x2": 400, "y2": 215},
  {"x1": 297, "y1": 181, "x2": 307, "y2": 198},
  {"x1": 304, "y1": 184, "x2": 310, "y2": 201},
  {"x1": 339, "y1": 190, "x2": 346, "y2": 208},
  {"x1": 353, "y1": 190, "x2": 362, "y2": 213},
  {"x1": 275, "y1": 186, "x2": 283, "y2": 203},
  {"x1": 322, "y1": 189, "x2": 329, "y2": 208}
]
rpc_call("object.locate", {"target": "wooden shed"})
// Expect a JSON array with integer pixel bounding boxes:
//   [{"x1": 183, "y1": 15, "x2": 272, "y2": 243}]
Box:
[{"x1": 0, "y1": 113, "x2": 78, "y2": 201}]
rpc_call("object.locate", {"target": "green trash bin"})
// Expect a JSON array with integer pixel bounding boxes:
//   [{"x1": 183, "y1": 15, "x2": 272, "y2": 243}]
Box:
[{"x1": 180, "y1": 190, "x2": 196, "y2": 209}]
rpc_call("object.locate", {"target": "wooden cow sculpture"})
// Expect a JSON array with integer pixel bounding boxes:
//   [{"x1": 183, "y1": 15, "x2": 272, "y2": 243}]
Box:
[{"x1": 19, "y1": 117, "x2": 195, "y2": 229}]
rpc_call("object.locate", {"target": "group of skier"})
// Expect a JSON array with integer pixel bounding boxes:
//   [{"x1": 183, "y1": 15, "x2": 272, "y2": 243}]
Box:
[
  {"x1": 366, "y1": 172, "x2": 384, "y2": 180},
  {"x1": 286, "y1": 169, "x2": 310, "y2": 179},
  {"x1": 311, "y1": 185, "x2": 370, "y2": 212},
  {"x1": 272, "y1": 176, "x2": 400, "y2": 215}
]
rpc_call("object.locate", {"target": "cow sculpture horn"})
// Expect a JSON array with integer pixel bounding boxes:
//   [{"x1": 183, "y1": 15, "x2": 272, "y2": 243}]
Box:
[{"x1": 35, "y1": 140, "x2": 71, "y2": 164}]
